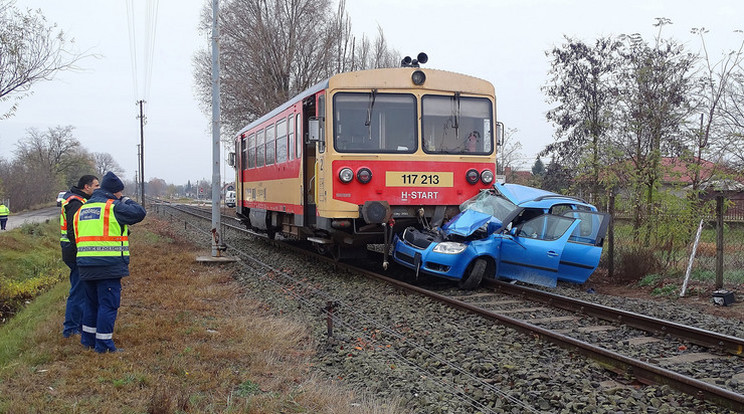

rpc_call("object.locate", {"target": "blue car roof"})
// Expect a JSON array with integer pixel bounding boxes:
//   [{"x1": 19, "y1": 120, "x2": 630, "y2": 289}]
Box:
[{"x1": 494, "y1": 183, "x2": 594, "y2": 210}]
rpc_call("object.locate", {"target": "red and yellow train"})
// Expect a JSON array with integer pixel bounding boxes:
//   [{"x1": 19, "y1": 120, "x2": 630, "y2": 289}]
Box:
[{"x1": 230, "y1": 58, "x2": 501, "y2": 259}]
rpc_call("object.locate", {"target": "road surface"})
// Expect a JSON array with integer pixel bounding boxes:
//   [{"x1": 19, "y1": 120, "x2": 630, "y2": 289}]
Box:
[{"x1": 1, "y1": 206, "x2": 59, "y2": 232}]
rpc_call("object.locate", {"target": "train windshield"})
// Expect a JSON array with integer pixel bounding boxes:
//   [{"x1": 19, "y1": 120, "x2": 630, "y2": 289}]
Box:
[
  {"x1": 422, "y1": 95, "x2": 493, "y2": 155},
  {"x1": 333, "y1": 92, "x2": 417, "y2": 153}
]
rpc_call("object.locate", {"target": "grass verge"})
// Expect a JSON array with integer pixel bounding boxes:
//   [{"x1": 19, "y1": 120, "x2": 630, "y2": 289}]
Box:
[
  {"x1": 0, "y1": 221, "x2": 67, "y2": 320},
  {"x1": 0, "y1": 217, "x2": 398, "y2": 413}
]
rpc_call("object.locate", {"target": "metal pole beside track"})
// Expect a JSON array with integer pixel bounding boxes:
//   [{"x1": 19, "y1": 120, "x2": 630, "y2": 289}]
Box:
[{"x1": 210, "y1": 0, "x2": 221, "y2": 257}]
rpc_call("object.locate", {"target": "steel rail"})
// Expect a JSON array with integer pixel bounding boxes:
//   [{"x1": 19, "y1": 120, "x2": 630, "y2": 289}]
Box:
[
  {"x1": 156, "y1": 202, "x2": 744, "y2": 411},
  {"x1": 346, "y1": 268, "x2": 744, "y2": 412},
  {"x1": 485, "y1": 279, "x2": 744, "y2": 357}
]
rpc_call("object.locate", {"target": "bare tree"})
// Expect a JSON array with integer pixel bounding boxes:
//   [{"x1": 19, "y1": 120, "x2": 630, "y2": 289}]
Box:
[
  {"x1": 193, "y1": 0, "x2": 399, "y2": 135},
  {"x1": 713, "y1": 31, "x2": 744, "y2": 169},
  {"x1": 15, "y1": 126, "x2": 81, "y2": 175},
  {"x1": 721, "y1": 68, "x2": 744, "y2": 167},
  {"x1": 10, "y1": 126, "x2": 95, "y2": 206},
  {"x1": 0, "y1": 0, "x2": 88, "y2": 119},
  {"x1": 147, "y1": 177, "x2": 167, "y2": 197},
  {"x1": 497, "y1": 128, "x2": 524, "y2": 175},
  {"x1": 687, "y1": 28, "x2": 744, "y2": 190},
  {"x1": 93, "y1": 152, "x2": 125, "y2": 178}
]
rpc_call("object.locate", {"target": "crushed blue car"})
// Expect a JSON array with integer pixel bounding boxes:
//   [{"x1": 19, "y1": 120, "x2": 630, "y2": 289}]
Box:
[{"x1": 392, "y1": 183, "x2": 610, "y2": 289}]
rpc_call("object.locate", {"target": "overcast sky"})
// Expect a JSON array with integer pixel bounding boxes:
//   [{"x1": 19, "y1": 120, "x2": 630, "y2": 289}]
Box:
[{"x1": 1, "y1": 0, "x2": 742, "y2": 185}]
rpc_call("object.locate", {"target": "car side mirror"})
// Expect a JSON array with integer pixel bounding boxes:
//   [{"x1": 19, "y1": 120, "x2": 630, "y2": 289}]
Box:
[
  {"x1": 227, "y1": 152, "x2": 236, "y2": 167},
  {"x1": 509, "y1": 226, "x2": 519, "y2": 237}
]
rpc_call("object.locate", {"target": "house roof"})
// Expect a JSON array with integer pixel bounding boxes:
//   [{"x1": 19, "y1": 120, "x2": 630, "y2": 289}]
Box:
[{"x1": 660, "y1": 157, "x2": 718, "y2": 184}]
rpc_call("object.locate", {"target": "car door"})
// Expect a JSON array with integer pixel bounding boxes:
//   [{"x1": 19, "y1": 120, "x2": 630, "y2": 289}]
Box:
[
  {"x1": 557, "y1": 211, "x2": 611, "y2": 283},
  {"x1": 497, "y1": 214, "x2": 581, "y2": 288}
]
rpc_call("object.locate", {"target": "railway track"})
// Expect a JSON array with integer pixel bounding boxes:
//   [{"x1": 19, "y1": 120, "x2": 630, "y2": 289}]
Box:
[{"x1": 155, "y1": 201, "x2": 744, "y2": 412}]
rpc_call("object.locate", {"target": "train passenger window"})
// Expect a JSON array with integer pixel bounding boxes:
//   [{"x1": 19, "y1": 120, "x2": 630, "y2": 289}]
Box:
[
  {"x1": 422, "y1": 95, "x2": 493, "y2": 155},
  {"x1": 295, "y1": 114, "x2": 302, "y2": 159},
  {"x1": 265, "y1": 124, "x2": 275, "y2": 165},
  {"x1": 256, "y1": 129, "x2": 265, "y2": 167},
  {"x1": 287, "y1": 115, "x2": 294, "y2": 159},
  {"x1": 247, "y1": 133, "x2": 255, "y2": 169},
  {"x1": 276, "y1": 119, "x2": 287, "y2": 163},
  {"x1": 332, "y1": 92, "x2": 416, "y2": 153}
]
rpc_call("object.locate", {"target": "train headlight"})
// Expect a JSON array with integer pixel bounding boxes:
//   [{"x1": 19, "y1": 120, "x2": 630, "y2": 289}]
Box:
[
  {"x1": 357, "y1": 167, "x2": 372, "y2": 184},
  {"x1": 481, "y1": 169, "x2": 494, "y2": 184},
  {"x1": 339, "y1": 167, "x2": 354, "y2": 183},
  {"x1": 412, "y1": 70, "x2": 426, "y2": 85},
  {"x1": 465, "y1": 169, "x2": 480, "y2": 184},
  {"x1": 433, "y1": 242, "x2": 467, "y2": 254}
]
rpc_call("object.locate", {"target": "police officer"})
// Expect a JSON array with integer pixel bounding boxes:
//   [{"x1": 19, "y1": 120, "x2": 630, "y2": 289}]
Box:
[
  {"x1": 74, "y1": 171, "x2": 146, "y2": 353},
  {"x1": 60, "y1": 175, "x2": 99, "y2": 338},
  {"x1": 0, "y1": 202, "x2": 8, "y2": 230}
]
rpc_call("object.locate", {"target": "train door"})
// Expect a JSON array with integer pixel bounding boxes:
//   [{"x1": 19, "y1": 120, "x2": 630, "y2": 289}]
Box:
[
  {"x1": 236, "y1": 136, "x2": 246, "y2": 216},
  {"x1": 302, "y1": 95, "x2": 317, "y2": 226}
]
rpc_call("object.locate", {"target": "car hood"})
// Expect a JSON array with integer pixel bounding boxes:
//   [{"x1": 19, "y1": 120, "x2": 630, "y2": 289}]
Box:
[{"x1": 442, "y1": 209, "x2": 502, "y2": 237}]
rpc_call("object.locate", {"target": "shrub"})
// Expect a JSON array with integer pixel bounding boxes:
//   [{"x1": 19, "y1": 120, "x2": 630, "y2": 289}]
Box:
[{"x1": 611, "y1": 246, "x2": 663, "y2": 284}]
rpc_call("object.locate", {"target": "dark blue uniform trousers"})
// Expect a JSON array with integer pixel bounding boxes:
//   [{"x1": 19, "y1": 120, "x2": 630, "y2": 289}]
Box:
[
  {"x1": 62, "y1": 260, "x2": 84, "y2": 337},
  {"x1": 81, "y1": 278, "x2": 121, "y2": 353}
]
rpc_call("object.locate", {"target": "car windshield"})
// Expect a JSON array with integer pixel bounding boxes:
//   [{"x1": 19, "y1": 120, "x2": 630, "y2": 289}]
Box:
[{"x1": 459, "y1": 190, "x2": 516, "y2": 222}]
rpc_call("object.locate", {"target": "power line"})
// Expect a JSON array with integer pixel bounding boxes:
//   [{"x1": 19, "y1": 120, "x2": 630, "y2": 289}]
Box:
[
  {"x1": 125, "y1": 0, "x2": 139, "y2": 100},
  {"x1": 125, "y1": 0, "x2": 159, "y2": 100}
]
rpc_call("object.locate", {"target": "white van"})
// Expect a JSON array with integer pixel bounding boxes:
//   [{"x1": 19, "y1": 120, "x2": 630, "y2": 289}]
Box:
[{"x1": 225, "y1": 190, "x2": 236, "y2": 208}]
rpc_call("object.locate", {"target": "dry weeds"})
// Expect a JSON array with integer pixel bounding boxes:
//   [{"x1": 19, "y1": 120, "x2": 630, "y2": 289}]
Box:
[{"x1": 0, "y1": 217, "x2": 398, "y2": 413}]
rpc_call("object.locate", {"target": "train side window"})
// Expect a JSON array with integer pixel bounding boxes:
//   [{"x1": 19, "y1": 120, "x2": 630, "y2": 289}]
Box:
[
  {"x1": 295, "y1": 114, "x2": 302, "y2": 159},
  {"x1": 276, "y1": 119, "x2": 287, "y2": 163},
  {"x1": 256, "y1": 129, "x2": 265, "y2": 167},
  {"x1": 247, "y1": 133, "x2": 255, "y2": 169},
  {"x1": 287, "y1": 114, "x2": 294, "y2": 159},
  {"x1": 265, "y1": 124, "x2": 275, "y2": 165}
]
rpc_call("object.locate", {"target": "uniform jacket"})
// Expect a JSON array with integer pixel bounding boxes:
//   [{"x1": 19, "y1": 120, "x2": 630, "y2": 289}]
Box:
[
  {"x1": 61, "y1": 186, "x2": 89, "y2": 262},
  {"x1": 76, "y1": 188, "x2": 147, "y2": 281}
]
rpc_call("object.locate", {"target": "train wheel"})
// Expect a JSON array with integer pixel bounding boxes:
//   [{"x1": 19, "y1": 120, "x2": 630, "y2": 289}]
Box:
[{"x1": 458, "y1": 258, "x2": 486, "y2": 290}]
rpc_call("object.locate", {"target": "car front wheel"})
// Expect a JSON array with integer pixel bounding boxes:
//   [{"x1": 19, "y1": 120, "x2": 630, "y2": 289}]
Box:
[{"x1": 458, "y1": 258, "x2": 486, "y2": 290}]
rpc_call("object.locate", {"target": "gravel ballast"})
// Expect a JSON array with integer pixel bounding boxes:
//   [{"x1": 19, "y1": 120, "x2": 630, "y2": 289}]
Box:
[{"x1": 160, "y1": 207, "x2": 742, "y2": 413}]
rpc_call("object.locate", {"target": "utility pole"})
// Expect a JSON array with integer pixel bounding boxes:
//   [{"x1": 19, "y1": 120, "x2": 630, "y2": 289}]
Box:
[
  {"x1": 209, "y1": 0, "x2": 226, "y2": 258},
  {"x1": 197, "y1": 0, "x2": 234, "y2": 263},
  {"x1": 136, "y1": 144, "x2": 141, "y2": 201},
  {"x1": 137, "y1": 100, "x2": 146, "y2": 205}
]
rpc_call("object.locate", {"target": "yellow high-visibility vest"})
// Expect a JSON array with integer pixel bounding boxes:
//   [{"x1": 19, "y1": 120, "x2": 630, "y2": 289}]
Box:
[
  {"x1": 60, "y1": 194, "x2": 86, "y2": 243},
  {"x1": 74, "y1": 200, "x2": 129, "y2": 258},
  {"x1": 0, "y1": 205, "x2": 8, "y2": 217}
]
